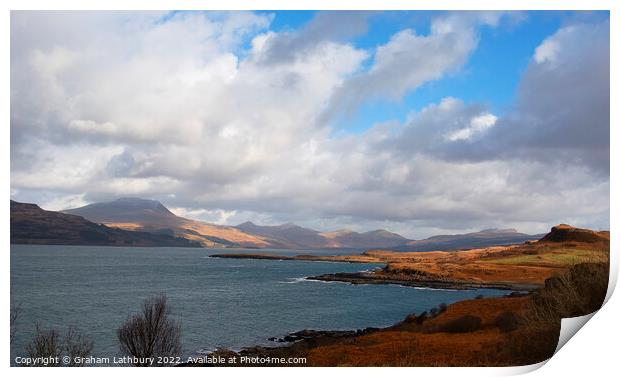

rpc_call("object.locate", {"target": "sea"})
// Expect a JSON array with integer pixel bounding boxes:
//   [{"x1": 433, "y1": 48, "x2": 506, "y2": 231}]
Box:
[{"x1": 10, "y1": 245, "x2": 509, "y2": 365}]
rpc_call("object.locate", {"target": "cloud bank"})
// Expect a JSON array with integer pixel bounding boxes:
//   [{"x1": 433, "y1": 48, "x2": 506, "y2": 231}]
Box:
[{"x1": 10, "y1": 11, "x2": 609, "y2": 238}]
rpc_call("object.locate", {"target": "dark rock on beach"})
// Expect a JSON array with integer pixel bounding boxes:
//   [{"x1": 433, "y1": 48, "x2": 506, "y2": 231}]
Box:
[{"x1": 307, "y1": 271, "x2": 537, "y2": 291}]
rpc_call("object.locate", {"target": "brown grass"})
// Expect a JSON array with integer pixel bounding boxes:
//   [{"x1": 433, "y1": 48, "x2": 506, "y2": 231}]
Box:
[{"x1": 302, "y1": 261, "x2": 607, "y2": 366}]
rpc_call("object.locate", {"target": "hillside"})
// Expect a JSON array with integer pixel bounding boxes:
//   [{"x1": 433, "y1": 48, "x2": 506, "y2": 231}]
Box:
[
  {"x1": 391, "y1": 228, "x2": 541, "y2": 252},
  {"x1": 539, "y1": 224, "x2": 610, "y2": 244},
  {"x1": 63, "y1": 199, "x2": 414, "y2": 249},
  {"x1": 319, "y1": 229, "x2": 409, "y2": 248},
  {"x1": 236, "y1": 223, "x2": 541, "y2": 251},
  {"x1": 236, "y1": 222, "x2": 330, "y2": 249},
  {"x1": 236, "y1": 222, "x2": 410, "y2": 249},
  {"x1": 10, "y1": 200, "x2": 199, "y2": 247},
  {"x1": 63, "y1": 197, "x2": 176, "y2": 224},
  {"x1": 64, "y1": 198, "x2": 271, "y2": 248}
]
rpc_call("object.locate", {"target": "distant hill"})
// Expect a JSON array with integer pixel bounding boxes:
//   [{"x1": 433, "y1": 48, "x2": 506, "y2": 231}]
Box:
[
  {"x1": 389, "y1": 228, "x2": 542, "y2": 252},
  {"x1": 64, "y1": 198, "x2": 272, "y2": 248},
  {"x1": 319, "y1": 229, "x2": 409, "y2": 248},
  {"x1": 236, "y1": 222, "x2": 410, "y2": 249},
  {"x1": 10, "y1": 200, "x2": 200, "y2": 247},
  {"x1": 58, "y1": 197, "x2": 543, "y2": 251},
  {"x1": 63, "y1": 199, "x2": 414, "y2": 249},
  {"x1": 236, "y1": 222, "x2": 328, "y2": 249},
  {"x1": 63, "y1": 197, "x2": 176, "y2": 224},
  {"x1": 235, "y1": 223, "x2": 540, "y2": 251},
  {"x1": 539, "y1": 224, "x2": 609, "y2": 245}
]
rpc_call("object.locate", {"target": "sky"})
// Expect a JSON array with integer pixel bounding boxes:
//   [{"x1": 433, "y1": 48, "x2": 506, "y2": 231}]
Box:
[{"x1": 10, "y1": 10, "x2": 610, "y2": 238}]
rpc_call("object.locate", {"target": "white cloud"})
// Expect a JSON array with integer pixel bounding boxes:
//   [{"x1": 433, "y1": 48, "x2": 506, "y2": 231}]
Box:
[
  {"x1": 487, "y1": 21, "x2": 610, "y2": 173},
  {"x1": 446, "y1": 113, "x2": 497, "y2": 141},
  {"x1": 534, "y1": 38, "x2": 560, "y2": 64},
  {"x1": 323, "y1": 12, "x2": 508, "y2": 120},
  {"x1": 169, "y1": 207, "x2": 238, "y2": 225},
  {"x1": 41, "y1": 194, "x2": 88, "y2": 212},
  {"x1": 10, "y1": 12, "x2": 609, "y2": 237}
]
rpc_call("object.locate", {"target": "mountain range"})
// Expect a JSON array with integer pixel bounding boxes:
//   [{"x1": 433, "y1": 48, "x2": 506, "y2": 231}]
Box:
[
  {"x1": 11, "y1": 197, "x2": 543, "y2": 250},
  {"x1": 10, "y1": 200, "x2": 199, "y2": 247},
  {"x1": 63, "y1": 198, "x2": 270, "y2": 248},
  {"x1": 237, "y1": 221, "x2": 413, "y2": 249},
  {"x1": 394, "y1": 228, "x2": 544, "y2": 252}
]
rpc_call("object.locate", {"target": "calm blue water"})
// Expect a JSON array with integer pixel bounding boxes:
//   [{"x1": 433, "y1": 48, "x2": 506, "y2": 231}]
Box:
[{"x1": 10, "y1": 245, "x2": 508, "y2": 364}]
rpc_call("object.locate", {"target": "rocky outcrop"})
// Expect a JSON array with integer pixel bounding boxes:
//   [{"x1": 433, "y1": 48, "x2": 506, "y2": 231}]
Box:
[
  {"x1": 539, "y1": 224, "x2": 609, "y2": 244},
  {"x1": 306, "y1": 271, "x2": 534, "y2": 291}
]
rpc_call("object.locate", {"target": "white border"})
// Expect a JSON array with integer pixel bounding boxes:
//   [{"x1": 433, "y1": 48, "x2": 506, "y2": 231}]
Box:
[
  {"x1": 1, "y1": 0, "x2": 616, "y2": 11},
  {"x1": 2, "y1": 1, "x2": 617, "y2": 376}
]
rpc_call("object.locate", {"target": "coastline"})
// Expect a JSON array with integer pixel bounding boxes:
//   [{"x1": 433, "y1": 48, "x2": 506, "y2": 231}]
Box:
[
  {"x1": 306, "y1": 271, "x2": 538, "y2": 291},
  {"x1": 209, "y1": 252, "x2": 543, "y2": 291},
  {"x1": 189, "y1": 261, "x2": 608, "y2": 367},
  {"x1": 209, "y1": 253, "x2": 377, "y2": 263},
  {"x1": 11, "y1": 225, "x2": 610, "y2": 367},
  {"x1": 200, "y1": 235, "x2": 609, "y2": 366},
  {"x1": 187, "y1": 290, "x2": 546, "y2": 367}
]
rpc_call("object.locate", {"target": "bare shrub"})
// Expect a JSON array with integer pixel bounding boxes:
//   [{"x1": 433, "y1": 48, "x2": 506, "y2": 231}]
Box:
[
  {"x1": 10, "y1": 304, "x2": 21, "y2": 344},
  {"x1": 404, "y1": 312, "x2": 427, "y2": 325},
  {"x1": 24, "y1": 324, "x2": 62, "y2": 366},
  {"x1": 117, "y1": 293, "x2": 182, "y2": 366},
  {"x1": 428, "y1": 303, "x2": 448, "y2": 317},
  {"x1": 22, "y1": 324, "x2": 93, "y2": 367},
  {"x1": 63, "y1": 327, "x2": 94, "y2": 366}
]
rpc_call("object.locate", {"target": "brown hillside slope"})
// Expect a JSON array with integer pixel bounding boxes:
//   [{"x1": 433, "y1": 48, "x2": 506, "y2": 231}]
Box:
[
  {"x1": 64, "y1": 198, "x2": 272, "y2": 248},
  {"x1": 10, "y1": 201, "x2": 199, "y2": 247},
  {"x1": 539, "y1": 224, "x2": 609, "y2": 244}
]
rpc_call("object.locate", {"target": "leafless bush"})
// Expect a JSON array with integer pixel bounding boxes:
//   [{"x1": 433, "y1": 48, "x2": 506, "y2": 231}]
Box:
[
  {"x1": 22, "y1": 324, "x2": 93, "y2": 367},
  {"x1": 428, "y1": 302, "x2": 448, "y2": 317},
  {"x1": 63, "y1": 327, "x2": 94, "y2": 366},
  {"x1": 117, "y1": 293, "x2": 182, "y2": 366},
  {"x1": 10, "y1": 304, "x2": 21, "y2": 344},
  {"x1": 404, "y1": 311, "x2": 427, "y2": 326},
  {"x1": 23, "y1": 324, "x2": 62, "y2": 366}
]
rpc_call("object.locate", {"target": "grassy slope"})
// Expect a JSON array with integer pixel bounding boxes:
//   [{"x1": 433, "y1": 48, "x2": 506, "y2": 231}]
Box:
[{"x1": 305, "y1": 233, "x2": 610, "y2": 366}]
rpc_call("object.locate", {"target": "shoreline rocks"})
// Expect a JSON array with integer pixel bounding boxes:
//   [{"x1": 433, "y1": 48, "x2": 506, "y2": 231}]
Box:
[
  {"x1": 210, "y1": 253, "x2": 296, "y2": 261},
  {"x1": 307, "y1": 271, "x2": 538, "y2": 291}
]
